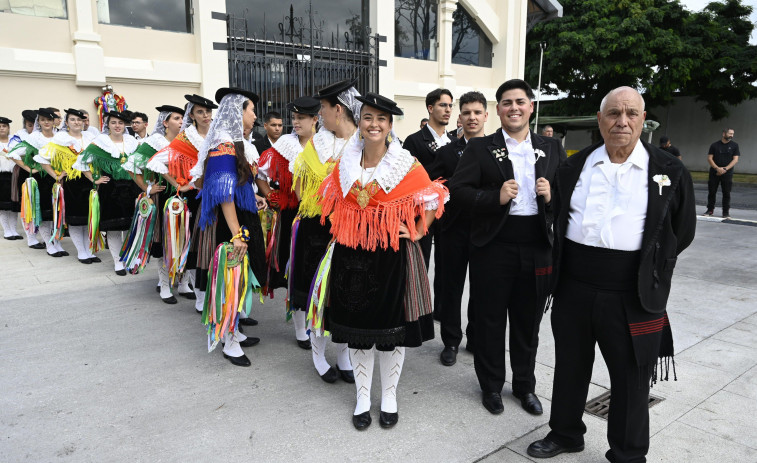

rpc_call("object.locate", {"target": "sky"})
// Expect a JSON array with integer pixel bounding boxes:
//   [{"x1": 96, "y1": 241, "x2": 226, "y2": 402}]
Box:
[{"x1": 679, "y1": 0, "x2": 757, "y2": 44}]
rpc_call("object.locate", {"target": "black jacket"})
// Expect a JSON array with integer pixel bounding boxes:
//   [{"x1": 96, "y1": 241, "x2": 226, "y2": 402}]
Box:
[
  {"x1": 403, "y1": 124, "x2": 448, "y2": 169},
  {"x1": 253, "y1": 136, "x2": 272, "y2": 156},
  {"x1": 552, "y1": 141, "x2": 697, "y2": 314},
  {"x1": 449, "y1": 129, "x2": 565, "y2": 247},
  {"x1": 427, "y1": 135, "x2": 468, "y2": 230}
]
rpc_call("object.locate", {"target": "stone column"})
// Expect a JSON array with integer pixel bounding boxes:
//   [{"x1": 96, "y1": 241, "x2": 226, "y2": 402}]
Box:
[
  {"x1": 71, "y1": 0, "x2": 105, "y2": 86},
  {"x1": 437, "y1": 0, "x2": 457, "y2": 89},
  {"x1": 194, "y1": 0, "x2": 230, "y2": 97}
]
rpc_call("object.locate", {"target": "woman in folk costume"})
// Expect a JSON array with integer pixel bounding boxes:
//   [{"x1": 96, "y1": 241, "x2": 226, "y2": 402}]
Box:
[
  {"x1": 7, "y1": 110, "x2": 44, "y2": 247},
  {"x1": 124, "y1": 105, "x2": 183, "y2": 302},
  {"x1": 74, "y1": 111, "x2": 140, "y2": 275},
  {"x1": 0, "y1": 116, "x2": 23, "y2": 240},
  {"x1": 310, "y1": 93, "x2": 447, "y2": 430},
  {"x1": 34, "y1": 109, "x2": 98, "y2": 263},
  {"x1": 147, "y1": 95, "x2": 217, "y2": 311},
  {"x1": 254, "y1": 96, "x2": 318, "y2": 348},
  {"x1": 7, "y1": 108, "x2": 66, "y2": 257},
  {"x1": 190, "y1": 87, "x2": 268, "y2": 367}
]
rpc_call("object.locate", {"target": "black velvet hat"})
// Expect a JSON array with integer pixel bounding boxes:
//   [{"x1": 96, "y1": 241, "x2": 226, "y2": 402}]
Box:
[
  {"x1": 64, "y1": 108, "x2": 86, "y2": 119},
  {"x1": 155, "y1": 105, "x2": 185, "y2": 115},
  {"x1": 314, "y1": 78, "x2": 358, "y2": 99},
  {"x1": 184, "y1": 94, "x2": 218, "y2": 109},
  {"x1": 356, "y1": 93, "x2": 404, "y2": 116},
  {"x1": 22, "y1": 110, "x2": 37, "y2": 123},
  {"x1": 0, "y1": 117, "x2": 11, "y2": 125},
  {"x1": 37, "y1": 108, "x2": 57, "y2": 120},
  {"x1": 286, "y1": 96, "x2": 321, "y2": 115},
  {"x1": 215, "y1": 87, "x2": 260, "y2": 105},
  {"x1": 105, "y1": 110, "x2": 131, "y2": 122}
]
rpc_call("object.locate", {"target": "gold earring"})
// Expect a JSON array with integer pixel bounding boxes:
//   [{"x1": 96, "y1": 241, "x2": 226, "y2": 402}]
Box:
[
  {"x1": 358, "y1": 132, "x2": 363, "y2": 140},
  {"x1": 387, "y1": 133, "x2": 393, "y2": 143}
]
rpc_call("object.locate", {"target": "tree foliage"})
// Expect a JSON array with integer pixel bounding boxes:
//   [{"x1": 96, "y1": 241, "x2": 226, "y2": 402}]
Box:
[{"x1": 525, "y1": 0, "x2": 757, "y2": 120}]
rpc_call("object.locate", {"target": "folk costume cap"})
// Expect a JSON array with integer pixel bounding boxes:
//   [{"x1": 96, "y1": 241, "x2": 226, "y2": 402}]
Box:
[
  {"x1": 0, "y1": 117, "x2": 11, "y2": 125},
  {"x1": 286, "y1": 96, "x2": 321, "y2": 115},
  {"x1": 155, "y1": 105, "x2": 185, "y2": 116},
  {"x1": 64, "y1": 108, "x2": 86, "y2": 119},
  {"x1": 36, "y1": 108, "x2": 57, "y2": 120},
  {"x1": 356, "y1": 93, "x2": 404, "y2": 116},
  {"x1": 314, "y1": 78, "x2": 358, "y2": 99},
  {"x1": 184, "y1": 94, "x2": 218, "y2": 110},
  {"x1": 105, "y1": 110, "x2": 131, "y2": 122},
  {"x1": 215, "y1": 87, "x2": 260, "y2": 105},
  {"x1": 22, "y1": 110, "x2": 37, "y2": 123}
]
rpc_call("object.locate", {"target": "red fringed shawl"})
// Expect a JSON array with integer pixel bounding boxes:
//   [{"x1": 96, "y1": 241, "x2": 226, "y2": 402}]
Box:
[
  {"x1": 318, "y1": 160, "x2": 448, "y2": 252},
  {"x1": 160, "y1": 131, "x2": 198, "y2": 186},
  {"x1": 259, "y1": 146, "x2": 299, "y2": 210}
]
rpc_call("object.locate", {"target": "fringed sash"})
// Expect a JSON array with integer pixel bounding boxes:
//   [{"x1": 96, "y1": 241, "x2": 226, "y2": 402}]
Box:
[
  {"x1": 260, "y1": 147, "x2": 298, "y2": 210},
  {"x1": 292, "y1": 140, "x2": 332, "y2": 218}
]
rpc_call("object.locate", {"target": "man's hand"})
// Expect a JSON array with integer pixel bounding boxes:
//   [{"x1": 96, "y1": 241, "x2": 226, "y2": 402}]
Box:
[
  {"x1": 499, "y1": 179, "x2": 518, "y2": 205},
  {"x1": 536, "y1": 177, "x2": 551, "y2": 204}
]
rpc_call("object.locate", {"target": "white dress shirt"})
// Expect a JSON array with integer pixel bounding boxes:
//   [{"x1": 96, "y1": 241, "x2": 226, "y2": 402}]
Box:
[
  {"x1": 566, "y1": 142, "x2": 649, "y2": 251},
  {"x1": 503, "y1": 129, "x2": 538, "y2": 216},
  {"x1": 426, "y1": 124, "x2": 451, "y2": 148}
]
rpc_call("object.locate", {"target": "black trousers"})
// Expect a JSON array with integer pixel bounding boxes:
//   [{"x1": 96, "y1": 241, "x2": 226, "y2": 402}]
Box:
[
  {"x1": 707, "y1": 168, "x2": 733, "y2": 213},
  {"x1": 470, "y1": 240, "x2": 546, "y2": 395},
  {"x1": 438, "y1": 220, "x2": 474, "y2": 348},
  {"x1": 547, "y1": 276, "x2": 653, "y2": 463},
  {"x1": 420, "y1": 221, "x2": 443, "y2": 315}
]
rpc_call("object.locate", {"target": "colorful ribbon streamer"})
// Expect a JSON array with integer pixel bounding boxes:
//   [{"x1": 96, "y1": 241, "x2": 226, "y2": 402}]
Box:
[
  {"x1": 88, "y1": 189, "x2": 105, "y2": 253},
  {"x1": 119, "y1": 193, "x2": 157, "y2": 274},
  {"x1": 163, "y1": 195, "x2": 191, "y2": 285},
  {"x1": 306, "y1": 241, "x2": 335, "y2": 337},
  {"x1": 20, "y1": 177, "x2": 41, "y2": 234},
  {"x1": 51, "y1": 182, "x2": 66, "y2": 241}
]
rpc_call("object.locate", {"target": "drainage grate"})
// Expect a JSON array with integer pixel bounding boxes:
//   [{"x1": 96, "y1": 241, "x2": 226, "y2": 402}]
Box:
[{"x1": 585, "y1": 391, "x2": 665, "y2": 420}]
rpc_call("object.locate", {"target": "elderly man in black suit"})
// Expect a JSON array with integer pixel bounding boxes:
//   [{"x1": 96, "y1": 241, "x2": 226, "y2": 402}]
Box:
[
  {"x1": 451, "y1": 79, "x2": 566, "y2": 416},
  {"x1": 527, "y1": 87, "x2": 696, "y2": 462}
]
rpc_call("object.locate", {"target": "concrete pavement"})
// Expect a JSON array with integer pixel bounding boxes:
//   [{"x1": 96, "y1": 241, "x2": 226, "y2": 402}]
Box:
[{"x1": 0, "y1": 210, "x2": 755, "y2": 462}]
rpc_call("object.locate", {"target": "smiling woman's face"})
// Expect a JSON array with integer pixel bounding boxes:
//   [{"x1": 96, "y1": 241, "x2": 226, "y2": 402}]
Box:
[{"x1": 359, "y1": 106, "x2": 391, "y2": 145}]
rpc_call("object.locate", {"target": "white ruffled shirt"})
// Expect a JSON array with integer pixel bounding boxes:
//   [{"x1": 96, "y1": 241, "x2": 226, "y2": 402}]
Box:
[
  {"x1": 145, "y1": 125, "x2": 205, "y2": 176},
  {"x1": 258, "y1": 132, "x2": 305, "y2": 178},
  {"x1": 503, "y1": 129, "x2": 538, "y2": 216},
  {"x1": 0, "y1": 140, "x2": 14, "y2": 172},
  {"x1": 33, "y1": 131, "x2": 95, "y2": 165},
  {"x1": 566, "y1": 142, "x2": 649, "y2": 251}
]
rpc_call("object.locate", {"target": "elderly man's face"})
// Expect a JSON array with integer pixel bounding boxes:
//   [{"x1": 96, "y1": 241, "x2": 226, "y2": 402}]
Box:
[{"x1": 597, "y1": 89, "x2": 646, "y2": 153}]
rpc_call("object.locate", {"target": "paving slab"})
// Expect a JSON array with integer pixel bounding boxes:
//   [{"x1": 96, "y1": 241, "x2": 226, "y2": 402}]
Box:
[
  {"x1": 650, "y1": 421, "x2": 757, "y2": 462},
  {"x1": 678, "y1": 390, "x2": 757, "y2": 449}
]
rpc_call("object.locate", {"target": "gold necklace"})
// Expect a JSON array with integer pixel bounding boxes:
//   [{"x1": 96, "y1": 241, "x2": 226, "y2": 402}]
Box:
[{"x1": 356, "y1": 147, "x2": 387, "y2": 209}]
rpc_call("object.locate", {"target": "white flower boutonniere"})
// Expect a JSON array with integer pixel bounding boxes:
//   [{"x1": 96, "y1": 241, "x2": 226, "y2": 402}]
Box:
[
  {"x1": 534, "y1": 148, "x2": 546, "y2": 161},
  {"x1": 653, "y1": 174, "x2": 671, "y2": 195},
  {"x1": 493, "y1": 148, "x2": 508, "y2": 161},
  {"x1": 427, "y1": 141, "x2": 439, "y2": 152}
]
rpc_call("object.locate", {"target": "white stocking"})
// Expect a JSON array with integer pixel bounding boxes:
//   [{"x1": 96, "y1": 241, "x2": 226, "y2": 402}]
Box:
[
  {"x1": 310, "y1": 332, "x2": 331, "y2": 375},
  {"x1": 178, "y1": 272, "x2": 192, "y2": 293},
  {"x1": 335, "y1": 342, "x2": 352, "y2": 371},
  {"x1": 378, "y1": 347, "x2": 405, "y2": 413},
  {"x1": 194, "y1": 269, "x2": 205, "y2": 312},
  {"x1": 0, "y1": 211, "x2": 10, "y2": 237},
  {"x1": 222, "y1": 330, "x2": 245, "y2": 357},
  {"x1": 5, "y1": 211, "x2": 20, "y2": 237},
  {"x1": 158, "y1": 265, "x2": 173, "y2": 298},
  {"x1": 38, "y1": 221, "x2": 56, "y2": 254},
  {"x1": 106, "y1": 231, "x2": 124, "y2": 270},
  {"x1": 68, "y1": 226, "x2": 89, "y2": 259},
  {"x1": 349, "y1": 347, "x2": 375, "y2": 415},
  {"x1": 23, "y1": 222, "x2": 39, "y2": 246},
  {"x1": 293, "y1": 310, "x2": 308, "y2": 341}
]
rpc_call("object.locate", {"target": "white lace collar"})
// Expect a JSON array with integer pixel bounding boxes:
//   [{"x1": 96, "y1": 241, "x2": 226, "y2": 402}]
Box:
[
  {"x1": 51, "y1": 131, "x2": 95, "y2": 153},
  {"x1": 27, "y1": 131, "x2": 55, "y2": 149},
  {"x1": 184, "y1": 125, "x2": 205, "y2": 150},
  {"x1": 243, "y1": 139, "x2": 259, "y2": 165},
  {"x1": 313, "y1": 127, "x2": 351, "y2": 164},
  {"x1": 93, "y1": 133, "x2": 139, "y2": 157},
  {"x1": 142, "y1": 133, "x2": 169, "y2": 152},
  {"x1": 339, "y1": 138, "x2": 415, "y2": 197},
  {"x1": 272, "y1": 132, "x2": 305, "y2": 163}
]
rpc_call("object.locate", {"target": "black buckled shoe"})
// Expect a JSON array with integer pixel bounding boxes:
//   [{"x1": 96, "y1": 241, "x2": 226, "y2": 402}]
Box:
[
  {"x1": 115, "y1": 269, "x2": 127, "y2": 276},
  {"x1": 89, "y1": 256, "x2": 102, "y2": 263},
  {"x1": 379, "y1": 411, "x2": 398, "y2": 429},
  {"x1": 223, "y1": 353, "x2": 251, "y2": 367},
  {"x1": 337, "y1": 367, "x2": 355, "y2": 383},
  {"x1": 239, "y1": 337, "x2": 260, "y2": 348},
  {"x1": 352, "y1": 411, "x2": 371, "y2": 430},
  {"x1": 513, "y1": 392, "x2": 543, "y2": 415},
  {"x1": 59, "y1": 250, "x2": 69, "y2": 256},
  {"x1": 482, "y1": 392, "x2": 504, "y2": 415},
  {"x1": 320, "y1": 366, "x2": 338, "y2": 383},
  {"x1": 78, "y1": 258, "x2": 92, "y2": 264},
  {"x1": 526, "y1": 438, "x2": 584, "y2": 458},
  {"x1": 239, "y1": 317, "x2": 259, "y2": 326},
  {"x1": 440, "y1": 346, "x2": 458, "y2": 366},
  {"x1": 179, "y1": 290, "x2": 196, "y2": 300},
  {"x1": 297, "y1": 339, "x2": 312, "y2": 350},
  {"x1": 29, "y1": 243, "x2": 46, "y2": 249}
]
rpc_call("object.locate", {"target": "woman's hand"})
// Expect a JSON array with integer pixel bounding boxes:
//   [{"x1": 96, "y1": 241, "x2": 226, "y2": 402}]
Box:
[
  {"x1": 94, "y1": 176, "x2": 110, "y2": 185},
  {"x1": 255, "y1": 194, "x2": 268, "y2": 211},
  {"x1": 231, "y1": 236, "x2": 248, "y2": 262},
  {"x1": 178, "y1": 184, "x2": 193, "y2": 193},
  {"x1": 150, "y1": 184, "x2": 166, "y2": 194},
  {"x1": 57, "y1": 171, "x2": 67, "y2": 182},
  {"x1": 399, "y1": 223, "x2": 419, "y2": 241}
]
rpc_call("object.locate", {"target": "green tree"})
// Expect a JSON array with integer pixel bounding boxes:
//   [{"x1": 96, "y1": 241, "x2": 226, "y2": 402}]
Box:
[{"x1": 525, "y1": 0, "x2": 757, "y2": 120}]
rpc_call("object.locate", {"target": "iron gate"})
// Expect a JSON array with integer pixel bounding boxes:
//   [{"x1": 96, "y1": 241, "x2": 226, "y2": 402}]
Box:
[{"x1": 213, "y1": 5, "x2": 384, "y2": 131}]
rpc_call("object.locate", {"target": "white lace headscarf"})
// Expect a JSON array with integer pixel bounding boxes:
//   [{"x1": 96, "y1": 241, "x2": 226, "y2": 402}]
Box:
[
  {"x1": 181, "y1": 103, "x2": 194, "y2": 132},
  {"x1": 337, "y1": 86, "x2": 363, "y2": 126},
  {"x1": 190, "y1": 93, "x2": 251, "y2": 179},
  {"x1": 152, "y1": 111, "x2": 171, "y2": 136}
]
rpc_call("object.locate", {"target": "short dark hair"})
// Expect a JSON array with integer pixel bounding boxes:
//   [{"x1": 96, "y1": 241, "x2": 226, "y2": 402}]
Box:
[
  {"x1": 723, "y1": 128, "x2": 734, "y2": 133},
  {"x1": 495, "y1": 79, "x2": 535, "y2": 102},
  {"x1": 131, "y1": 112, "x2": 148, "y2": 123},
  {"x1": 420, "y1": 117, "x2": 429, "y2": 123},
  {"x1": 264, "y1": 112, "x2": 283, "y2": 123},
  {"x1": 425, "y1": 88, "x2": 453, "y2": 109},
  {"x1": 659, "y1": 135, "x2": 670, "y2": 145},
  {"x1": 458, "y1": 91, "x2": 487, "y2": 110}
]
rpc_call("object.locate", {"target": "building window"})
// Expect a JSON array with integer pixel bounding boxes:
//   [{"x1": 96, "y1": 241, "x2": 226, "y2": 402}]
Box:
[
  {"x1": 451, "y1": 3, "x2": 492, "y2": 67},
  {"x1": 97, "y1": 0, "x2": 192, "y2": 33},
  {"x1": 394, "y1": 0, "x2": 437, "y2": 61},
  {"x1": 0, "y1": 0, "x2": 67, "y2": 19}
]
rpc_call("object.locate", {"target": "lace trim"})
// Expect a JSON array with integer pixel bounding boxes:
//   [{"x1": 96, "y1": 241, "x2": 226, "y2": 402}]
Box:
[
  {"x1": 92, "y1": 133, "x2": 139, "y2": 158},
  {"x1": 272, "y1": 133, "x2": 304, "y2": 164},
  {"x1": 141, "y1": 133, "x2": 169, "y2": 153},
  {"x1": 339, "y1": 138, "x2": 415, "y2": 197},
  {"x1": 184, "y1": 125, "x2": 204, "y2": 150}
]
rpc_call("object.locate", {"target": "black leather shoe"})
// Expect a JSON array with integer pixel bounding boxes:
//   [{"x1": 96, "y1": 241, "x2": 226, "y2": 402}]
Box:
[
  {"x1": 11, "y1": 236, "x2": 23, "y2": 240},
  {"x1": 223, "y1": 352, "x2": 251, "y2": 367},
  {"x1": 78, "y1": 258, "x2": 92, "y2": 264},
  {"x1": 50, "y1": 251, "x2": 64, "y2": 257},
  {"x1": 240, "y1": 337, "x2": 260, "y2": 347},
  {"x1": 320, "y1": 366, "x2": 338, "y2": 383},
  {"x1": 89, "y1": 256, "x2": 102, "y2": 263},
  {"x1": 115, "y1": 269, "x2": 127, "y2": 276},
  {"x1": 526, "y1": 438, "x2": 584, "y2": 458},
  {"x1": 352, "y1": 411, "x2": 371, "y2": 430},
  {"x1": 513, "y1": 392, "x2": 543, "y2": 415},
  {"x1": 161, "y1": 294, "x2": 178, "y2": 304},
  {"x1": 59, "y1": 250, "x2": 69, "y2": 256},
  {"x1": 440, "y1": 346, "x2": 458, "y2": 366},
  {"x1": 482, "y1": 392, "x2": 504, "y2": 414},
  {"x1": 155, "y1": 285, "x2": 160, "y2": 293},
  {"x1": 29, "y1": 243, "x2": 46, "y2": 249},
  {"x1": 297, "y1": 339, "x2": 312, "y2": 350},
  {"x1": 379, "y1": 411, "x2": 398, "y2": 429},
  {"x1": 179, "y1": 290, "x2": 196, "y2": 300},
  {"x1": 338, "y1": 367, "x2": 355, "y2": 383},
  {"x1": 239, "y1": 317, "x2": 259, "y2": 326}
]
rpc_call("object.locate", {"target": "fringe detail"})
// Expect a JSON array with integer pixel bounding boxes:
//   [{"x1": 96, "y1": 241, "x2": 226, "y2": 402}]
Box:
[
  {"x1": 88, "y1": 189, "x2": 105, "y2": 253},
  {"x1": 47, "y1": 145, "x2": 82, "y2": 180},
  {"x1": 167, "y1": 152, "x2": 196, "y2": 186},
  {"x1": 292, "y1": 158, "x2": 326, "y2": 218},
  {"x1": 650, "y1": 356, "x2": 677, "y2": 388},
  {"x1": 51, "y1": 183, "x2": 66, "y2": 241},
  {"x1": 82, "y1": 144, "x2": 133, "y2": 181},
  {"x1": 265, "y1": 149, "x2": 298, "y2": 210},
  {"x1": 119, "y1": 193, "x2": 158, "y2": 273},
  {"x1": 198, "y1": 170, "x2": 257, "y2": 230},
  {"x1": 328, "y1": 320, "x2": 407, "y2": 348},
  {"x1": 403, "y1": 240, "x2": 432, "y2": 322}
]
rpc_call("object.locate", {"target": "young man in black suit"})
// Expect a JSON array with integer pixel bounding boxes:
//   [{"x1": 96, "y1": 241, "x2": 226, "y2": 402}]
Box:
[
  {"x1": 427, "y1": 91, "x2": 488, "y2": 366},
  {"x1": 451, "y1": 79, "x2": 566, "y2": 416},
  {"x1": 254, "y1": 111, "x2": 283, "y2": 155},
  {"x1": 527, "y1": 87, "x2": 696, "y2": 462}
]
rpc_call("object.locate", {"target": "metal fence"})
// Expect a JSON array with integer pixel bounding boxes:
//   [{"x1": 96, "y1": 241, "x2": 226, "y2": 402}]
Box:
[{"x1": 214, "y1": 7, "x2": 384, "y2": 131}]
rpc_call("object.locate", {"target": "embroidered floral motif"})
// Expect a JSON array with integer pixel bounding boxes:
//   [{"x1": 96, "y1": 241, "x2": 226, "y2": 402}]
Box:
[
  {"x1": 534, "y1": 148, "x2": 546, "y2": 161},
  {"x1": 653, "y1": 174, "x2": 671, "y2": 195},
  {"x1": 427, "y1": 141, "x2": 439, "y2": 152},
  {"x1": 492, "y1": 148, "x2": 508, "y2": 161}
]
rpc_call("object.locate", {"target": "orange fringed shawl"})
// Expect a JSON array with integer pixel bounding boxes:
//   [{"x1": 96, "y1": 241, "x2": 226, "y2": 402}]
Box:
[
  {"x1": 162, "y1": 130, "x2": 198, "y2": 186},
  {"x1": 318, "y1": 160, "x2": 448, "y2": 252}
]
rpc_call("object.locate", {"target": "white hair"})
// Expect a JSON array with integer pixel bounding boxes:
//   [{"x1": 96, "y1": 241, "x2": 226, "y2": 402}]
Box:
[{"x1": 599, "y1": 87, "x2": 645, "y2": 113}]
